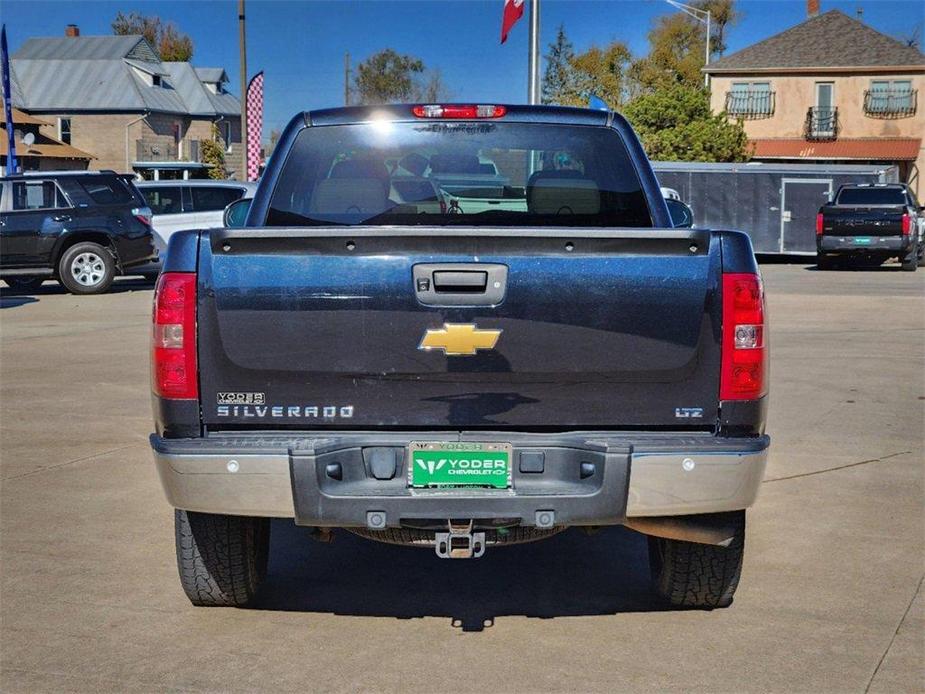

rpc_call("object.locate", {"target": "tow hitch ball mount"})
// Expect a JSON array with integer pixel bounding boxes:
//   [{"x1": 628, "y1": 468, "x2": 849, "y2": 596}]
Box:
[{"x1": 435, "y1": 520, "x2": 485, "y2": 559}]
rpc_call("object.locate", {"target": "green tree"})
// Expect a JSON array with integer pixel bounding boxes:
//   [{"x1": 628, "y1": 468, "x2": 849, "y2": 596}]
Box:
[
  {"x1": 542, "y1": 25, "x2": 576, "y2": 105},
  {"x1": 354, "y1": 49, "x2": 425, "y2": 104},
  {"x1": 569, "y1": 42, "x2": 632, "y2": 109},
  {"x1": 702, "y1": 0, "x2": 740, "y2": 56},
  {"x1": 112, "y1": 11, "x2": 194, "y2": 62},
  {"x1": 541, "y1": 28, "x2": 631, "y2": 109},
  {"x1": 623, "y1": 84, "x2": 749, "y2": 162},
  {"x1": 200, "y1": 124, "x2": 227, "y2": 180},
  {"x1": 629, "y1": 0, "x2": 740, "y2": 93}
]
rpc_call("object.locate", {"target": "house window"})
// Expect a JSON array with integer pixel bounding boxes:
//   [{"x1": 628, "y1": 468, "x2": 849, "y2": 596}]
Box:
[
  {"x1": 726, "y1": 82, "x2": 774, "y2": 117},
  {"x1": 809, "y1": 82, "x2": 837, "y2": 138},
  {"x1": 219, "y1": 121, "x2": 232, "y2": 152},
  {"x1": 866, "y1": 80, "x2": 916, "y2": 116},
  {"x1": 58, "y1": 117, "x2": 72, "y2": 145}
]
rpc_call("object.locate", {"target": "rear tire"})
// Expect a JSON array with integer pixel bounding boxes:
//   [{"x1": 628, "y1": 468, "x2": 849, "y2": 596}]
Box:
[
  {"x1": 648, "y1": 510, "x2": 745, "y2": 609},
  {"x1": 901, "y1": 242, "x2": 918, "y2": 272},
  {"x1": 175, "y1": 510, "x2": 270, "y2": 607},
  {"x1": 57, "y1": 242, "x2": 116, "y2": 294},
  {"x1": 816, "y1": 254, "x2": 836, "y2": 270},
  {"x1": 3, "y1": 277, "x2": 45, "y2": 292}
]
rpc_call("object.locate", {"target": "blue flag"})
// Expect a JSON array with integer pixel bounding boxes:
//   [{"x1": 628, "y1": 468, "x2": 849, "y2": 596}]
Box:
[
  {"x1": 588, "y1": 95, "x2": 609, "y2": 111},
  {"x1": 1, "y1": 24, "x2": 18, "y2": 174}
]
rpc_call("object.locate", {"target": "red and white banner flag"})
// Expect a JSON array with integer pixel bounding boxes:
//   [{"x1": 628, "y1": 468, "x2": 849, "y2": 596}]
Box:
[
  {"x1": 500, "y1": 0, "x2": 525, "y2": 44},
  {"x1": 245, "y1": 71, "x2": 264, "y2": 182}
]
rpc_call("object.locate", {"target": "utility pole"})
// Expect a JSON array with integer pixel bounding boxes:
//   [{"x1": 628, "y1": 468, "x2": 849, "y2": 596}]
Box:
[
  {"x1": 663, "y1": 0, "x2": 711, "y2": 88},
  {"x1": 344, "y1": 52, "x2": 350, "y2": 106},
  {"x1": 238, "y1": 0, "x2": 248, "y2": 178},
  {"x1": 527, "y1": 0, "x2": 540, "y2": 104},
  {"x1": 705, "y1": 9, "x2": 711, "y2": 87}
]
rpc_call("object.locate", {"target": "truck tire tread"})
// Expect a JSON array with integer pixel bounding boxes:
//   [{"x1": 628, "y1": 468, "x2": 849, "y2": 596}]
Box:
[
  {"x1": 175, "y1": 510, "x2": 269, "y2": 607},
  {"x1": 648, "y1": 510, "x2": 745, "y2": 609}
]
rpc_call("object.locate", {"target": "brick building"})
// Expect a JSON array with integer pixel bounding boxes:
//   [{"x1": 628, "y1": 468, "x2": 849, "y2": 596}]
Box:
[
  {"x1": 1, "y1": 107, "x2": 93, "y2": 174},
  {"x1": 9, "y1": 26, "x2": 243, "y2": 179},
  {"x1": 705, "y1": 6, "x2": 925, "y2": 195}
]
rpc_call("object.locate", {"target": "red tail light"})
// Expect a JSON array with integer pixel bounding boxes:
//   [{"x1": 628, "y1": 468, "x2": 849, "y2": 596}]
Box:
[
  {"x1": 152, "y1": 273, "x2": 198, "y2": 399},
  {"x1": 720, "y1": 273, "x2": 767, "y2": 401},
  {"x1": 815, "y1": 213, "x2": 824, "y2": 236},
  {"x1": 133, "y1": 206, "x2": 153, "y2": 227},
  {"x1": 412, "y1": 104, "x2": 506, "y2": 119},
  {"x1": 901, "y1": 213, "x2": 911, "y2": 236}
]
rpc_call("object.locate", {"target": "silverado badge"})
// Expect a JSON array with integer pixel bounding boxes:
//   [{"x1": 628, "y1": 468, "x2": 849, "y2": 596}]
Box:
[{"x1": 418, "y1": 323, "x2": 501, "y2": 356}]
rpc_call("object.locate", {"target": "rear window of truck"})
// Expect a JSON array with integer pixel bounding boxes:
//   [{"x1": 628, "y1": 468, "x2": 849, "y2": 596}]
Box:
[
  {"x1": 267, "y1": 122, "x2": 652, "y2": 227},
  {"x1": 835, "y1": 187, "x2": 907, "y2": 205}
]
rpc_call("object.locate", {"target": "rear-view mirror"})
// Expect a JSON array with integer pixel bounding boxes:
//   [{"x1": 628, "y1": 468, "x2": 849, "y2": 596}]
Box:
[
  {"x1": 665, "y1": 198, "x2": 694, "y2": 228},
  {"x1": 223, "y1": 198, "x2": 251, "y2": 228}
]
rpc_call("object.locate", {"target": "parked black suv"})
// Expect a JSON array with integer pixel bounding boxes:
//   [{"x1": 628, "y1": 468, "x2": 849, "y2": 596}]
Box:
[{"x1": 0, "y1": 171, "x2": 155, "y2": 294}]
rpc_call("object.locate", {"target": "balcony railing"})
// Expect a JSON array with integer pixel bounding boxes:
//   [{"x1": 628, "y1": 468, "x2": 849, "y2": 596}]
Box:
[
  {"x1": 864, "y1": 89, "x2": 917, "y2": 118},
  {"x1": 804, "y1": 107, "x2": 838, "y2": 141},
  {"x1": 724, "y1": 91, "x2": 776, "y2": 119},
  {"x1": 135, "y1": 139, "x2": 202, "y2": 163}
]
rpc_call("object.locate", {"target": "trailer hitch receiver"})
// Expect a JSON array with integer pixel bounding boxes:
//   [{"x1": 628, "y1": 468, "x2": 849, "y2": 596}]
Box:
[{"x1": 435, "y1": 520, "x2": 485, "y2": 559}]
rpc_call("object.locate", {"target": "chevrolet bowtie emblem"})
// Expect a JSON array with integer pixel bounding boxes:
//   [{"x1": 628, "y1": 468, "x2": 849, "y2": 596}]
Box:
[{"x1": 419, "y1": 323, "x2": 502, "y2": 356}]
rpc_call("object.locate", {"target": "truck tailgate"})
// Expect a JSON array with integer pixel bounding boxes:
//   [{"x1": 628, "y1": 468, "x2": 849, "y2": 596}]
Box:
[
  {"x1": 197, "y1": 227, "x2": 722, "y2": 429},
  {"x1": 822, "y1": 206, "x2": 906, "y2": 236}
]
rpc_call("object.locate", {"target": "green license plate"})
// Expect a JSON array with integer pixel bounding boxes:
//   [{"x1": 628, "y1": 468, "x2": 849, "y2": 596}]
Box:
[
  {"x1": 854, "y1": 237, "x2": 872, "y2": 244},
  {"x1": 408, "y1": 442, "x2": 512, "y2": 489}
]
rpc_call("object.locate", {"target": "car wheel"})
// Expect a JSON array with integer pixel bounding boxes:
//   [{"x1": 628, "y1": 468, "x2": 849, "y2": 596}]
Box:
[
  {"x1": 3, "y1": 277, "x2": 45, "y2": 293},
  {"x1": 175, "y1": 510, "x2": 270, "y2": 607},
  {"x1": 58, "y1": 242, "x2": 116, "y2": 294},
  {"x1": 816, "y1": 255, "x2": 835, "y2": 270},
  {"x1": 648, "y1": 510, "x2": 745, "y2": 609}
]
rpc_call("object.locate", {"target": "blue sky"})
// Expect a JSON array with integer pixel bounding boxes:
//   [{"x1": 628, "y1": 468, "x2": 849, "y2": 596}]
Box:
[{"x1": 2, "y1": 0, "x2": 921, "y2": 136}]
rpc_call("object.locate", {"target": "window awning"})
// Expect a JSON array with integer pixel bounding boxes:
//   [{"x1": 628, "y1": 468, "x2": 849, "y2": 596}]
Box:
[{"x1": 750, "y1": 138, "x2": 921, "y2": 161}]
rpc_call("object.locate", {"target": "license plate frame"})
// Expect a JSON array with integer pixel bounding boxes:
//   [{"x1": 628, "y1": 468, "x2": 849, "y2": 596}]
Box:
[{"x1": 407, "y1": 441, "x2": 513, "y2": 489}]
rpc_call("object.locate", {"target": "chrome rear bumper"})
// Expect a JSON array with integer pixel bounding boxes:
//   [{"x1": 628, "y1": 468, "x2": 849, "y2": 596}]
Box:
[{"x1": 151, "y1": 432, "x2": 769, "y2": 522}]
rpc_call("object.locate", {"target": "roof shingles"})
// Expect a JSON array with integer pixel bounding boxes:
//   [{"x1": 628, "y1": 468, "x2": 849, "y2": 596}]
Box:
[
  {"x1": 707, "y1": 10, "x2": 925, "y2": 72},
  {"x1": 11, "y1": 35, "x2": 240, "y2": 117}
]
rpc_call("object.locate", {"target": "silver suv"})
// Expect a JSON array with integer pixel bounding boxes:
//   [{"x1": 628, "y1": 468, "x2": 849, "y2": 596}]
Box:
[{"x1": 134, "y1": 180, "x2": 257, "y2": 276}]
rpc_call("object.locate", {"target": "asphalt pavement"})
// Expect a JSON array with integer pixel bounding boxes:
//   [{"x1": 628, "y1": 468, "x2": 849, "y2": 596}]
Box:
[{"x1": 1, "y1": 263, "x2": 922, "y2": 693}]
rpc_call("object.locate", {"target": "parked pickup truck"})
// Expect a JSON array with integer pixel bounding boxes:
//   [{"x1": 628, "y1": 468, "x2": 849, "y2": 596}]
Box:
[
  {"x1": 151, "y1": 104, "x2": 769, "y2": 610},
  {"x1": 817, "y1": 183, "x2": 924, "y2": 271}
]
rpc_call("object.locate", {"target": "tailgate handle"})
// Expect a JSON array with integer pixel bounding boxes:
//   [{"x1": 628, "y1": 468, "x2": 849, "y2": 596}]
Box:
[
  {"x1": 433, "y1": 271, "x2": 488, "y2": 293},
  {"x1": 413, "y1": 263, "x2": 508, "y2": 306}
]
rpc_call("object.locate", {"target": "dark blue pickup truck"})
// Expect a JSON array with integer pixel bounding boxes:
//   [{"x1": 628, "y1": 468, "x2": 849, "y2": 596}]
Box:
[
  {"x1": 150, "y1": 104, "x2": 769, "y2": 610},
  {"x1": 817, "y1": 183, "x2": 924, "y2": 270}
]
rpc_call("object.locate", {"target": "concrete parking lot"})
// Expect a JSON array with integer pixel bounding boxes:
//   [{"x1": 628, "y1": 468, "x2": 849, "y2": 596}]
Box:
[{"x1": 1, "y1": 264, "x2": 922, "y2": 693}]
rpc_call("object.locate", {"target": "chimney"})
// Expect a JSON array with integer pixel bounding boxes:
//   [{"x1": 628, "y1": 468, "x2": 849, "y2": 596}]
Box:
[
  {"x1": 65, "y1": 24, "x2": 79, "y2": 37},
  {"x1": 807, "y1": 0, "x2": 820, "y2": 17}
]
